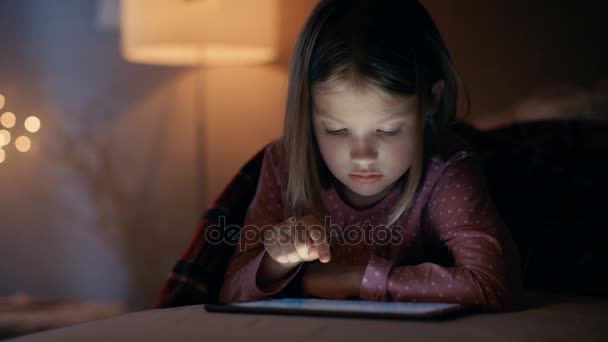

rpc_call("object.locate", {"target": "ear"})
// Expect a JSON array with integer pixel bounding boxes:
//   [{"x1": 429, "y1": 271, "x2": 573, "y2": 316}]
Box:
[{"x1": 431, "y1": 80, "x2": 444, "y2": 109}]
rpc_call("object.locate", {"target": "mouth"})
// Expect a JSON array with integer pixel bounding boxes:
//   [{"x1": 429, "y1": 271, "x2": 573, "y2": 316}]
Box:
[{"x1": 348, "y1": 173, "x2": 383, "y2": 183}]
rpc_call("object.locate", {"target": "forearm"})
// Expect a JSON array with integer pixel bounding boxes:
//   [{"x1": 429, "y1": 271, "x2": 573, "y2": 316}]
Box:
[
  {"x1": 357, "y1": 244, "x2": 522, "y2": 311},
  {"x1": 219, "y1": 248, "x2": 303, "y2": 304},
  {"x1": 386, "y1": 262, "x2": 521, "y2": 311},
  {"x1": 301, "y1": 261, "x2": 366, "y2": 299}
]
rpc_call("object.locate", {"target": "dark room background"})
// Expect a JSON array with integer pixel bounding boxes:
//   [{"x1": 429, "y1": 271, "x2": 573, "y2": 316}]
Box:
[{"x1": 0, "y1": 0, "x2": 605, "y2": 310}]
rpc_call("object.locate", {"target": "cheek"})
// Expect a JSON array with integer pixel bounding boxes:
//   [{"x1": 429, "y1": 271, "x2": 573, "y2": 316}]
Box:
[
  {"x1": 317, "y1": 137, "x2": 340, "y2": 162},
  {"x1": 383, "y1": 138, "x2": 415, "y2": 172},
  {"x1": 316, "y1": 135, "x2": 346, "y2": 168}
]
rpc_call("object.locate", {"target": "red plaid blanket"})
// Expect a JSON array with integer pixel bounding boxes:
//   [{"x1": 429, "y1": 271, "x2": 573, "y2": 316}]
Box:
[{"x1": 154, "y1": 145, "x2": 267, "y2": 308}]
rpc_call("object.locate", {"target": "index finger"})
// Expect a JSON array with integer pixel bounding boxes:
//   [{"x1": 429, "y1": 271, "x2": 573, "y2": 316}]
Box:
[{"x1": 307, "y1": 225, "x2": 331, "y2": 263}]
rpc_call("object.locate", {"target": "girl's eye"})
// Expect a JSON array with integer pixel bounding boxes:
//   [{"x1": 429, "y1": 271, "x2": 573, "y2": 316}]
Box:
[
  {"x1": 325, "y1": 128, "x2": 347, "y2": 135},
  {"x1": 377, "y1": 129, "x2": 401, "y2": 136}
]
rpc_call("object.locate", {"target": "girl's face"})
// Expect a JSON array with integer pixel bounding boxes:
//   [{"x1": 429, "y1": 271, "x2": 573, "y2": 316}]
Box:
[{"x1": 312, "y1": 79, "x2": 419, "y2": 209}]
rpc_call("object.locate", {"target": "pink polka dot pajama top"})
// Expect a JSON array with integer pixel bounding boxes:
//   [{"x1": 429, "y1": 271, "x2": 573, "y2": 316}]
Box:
[{"x1": 219, "y1": 131, "x2": 523, "y2": 312}]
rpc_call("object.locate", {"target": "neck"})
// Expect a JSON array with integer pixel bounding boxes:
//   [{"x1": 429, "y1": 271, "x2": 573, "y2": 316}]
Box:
[{"x1": 334, "y1": 181, "x2": 397, "y2": 210}]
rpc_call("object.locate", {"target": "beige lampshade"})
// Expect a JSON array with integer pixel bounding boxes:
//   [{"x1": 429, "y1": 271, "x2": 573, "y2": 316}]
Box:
[{"x1": 120, "y1": 0, "x2": 279, "y2": 66}]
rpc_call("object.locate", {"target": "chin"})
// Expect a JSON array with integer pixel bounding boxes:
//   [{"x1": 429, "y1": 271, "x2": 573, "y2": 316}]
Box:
[{"x1": 345, "y1": 182, "x2": 386, "y2": 197}]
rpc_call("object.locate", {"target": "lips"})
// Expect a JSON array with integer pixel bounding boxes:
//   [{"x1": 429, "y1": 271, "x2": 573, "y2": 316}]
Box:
[
  {"x1": 349, "y1": 173, "x2": 383, "y2": 183},
  {"x1": 350, "y1": 172, "x2": 382, "y2": 177}
]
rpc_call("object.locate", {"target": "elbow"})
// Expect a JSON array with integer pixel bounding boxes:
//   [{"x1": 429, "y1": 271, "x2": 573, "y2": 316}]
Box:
[
  {"x1": 486, "y1": 291, "x2": 523, "y2": 313},
  {"x1": 218, "y1": 277, "x2": 240, "y2": 304},
  {"x1": 218, "y1": 281, "x2": 245, "y2": 304},
  {"x1": 218, "y1": 280, "x2": 266, "y2": 304},
  {"x1": 218, "y1": 288, "x2": 246, "y2": 305},
  {"x1": 217, "y1": 290, "x2": 232, "y2": 305},
  {"x1": 481, "y1": 278, "x2": 524, "y2": 313}
]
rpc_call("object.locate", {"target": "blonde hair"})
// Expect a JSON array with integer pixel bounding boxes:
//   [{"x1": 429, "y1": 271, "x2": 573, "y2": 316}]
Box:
[{"x1": 284, "y1": 0, "x2": 466, "y2": 226}]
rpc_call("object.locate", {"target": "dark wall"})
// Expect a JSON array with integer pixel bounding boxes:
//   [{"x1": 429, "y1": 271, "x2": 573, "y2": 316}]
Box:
[{"x1": 422, "y1": 0, "x2": 607, "y2": 122}]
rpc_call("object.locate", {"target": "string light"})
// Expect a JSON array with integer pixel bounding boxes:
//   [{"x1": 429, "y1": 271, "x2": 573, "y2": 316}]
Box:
[
  {"x1": 15, "y1": 136, "x2": 32, "y2": 152},
  {"x1": 0, "y1": 95, "x2": 42, "y2": 166},
  {"x1": 25, "y1": 116, "x2": 41, "y2": 133},
  {"x1": 1, "y1": 112, "x2": 16, "y2": 128},
  {"x1": 0, "y1": 129, "x2": 11, "y2": 147}
]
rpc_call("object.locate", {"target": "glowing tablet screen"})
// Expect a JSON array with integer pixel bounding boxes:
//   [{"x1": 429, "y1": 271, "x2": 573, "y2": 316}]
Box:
[{"x1": 207, "y1": 298, "x2": 475, "y2": 319}]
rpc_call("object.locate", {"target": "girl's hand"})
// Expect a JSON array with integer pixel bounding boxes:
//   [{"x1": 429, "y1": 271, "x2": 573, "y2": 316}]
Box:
[
  {"x1": 262, "y1": 215, "x2": 331, "y2": 266},
  {"x1": 302, "y1": 261, "x2": 366, "y2": 300}
]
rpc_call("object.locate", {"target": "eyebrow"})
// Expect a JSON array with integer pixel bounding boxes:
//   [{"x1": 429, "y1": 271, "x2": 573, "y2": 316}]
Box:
[{"x1": 315, "y1": 110, "x2": 409, "y2": 123}]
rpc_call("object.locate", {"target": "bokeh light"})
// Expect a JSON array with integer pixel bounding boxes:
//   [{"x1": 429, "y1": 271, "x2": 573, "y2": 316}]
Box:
[
  {"x1": 0, "y1": 94, "x2": 5, "y2": 110},
  {"x1": 15, "y1": 136, "x2": 31, "y2": 152},
  {"x1": 0, "y1": 148, "x2": 5, "y2": 163},
  {"x1": 25, "y1": 116, "x2": 41, "y2": 133},
  {"x1": 1, "y1": 112, "x2": 16, "y2": 128},
  {"x1": 0, "y1": 129, "x2": 11, "y2": 147}
]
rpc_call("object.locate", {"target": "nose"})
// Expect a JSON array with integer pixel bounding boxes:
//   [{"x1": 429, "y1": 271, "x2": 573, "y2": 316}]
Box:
[{"x1": 350, "y1": 140, "x2": 378, "y2": 168}]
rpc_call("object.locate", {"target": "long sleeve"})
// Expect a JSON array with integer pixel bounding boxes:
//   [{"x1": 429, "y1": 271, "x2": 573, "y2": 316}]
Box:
[
  {"x1": 359, "y1": 153, "x2": 523, "y2": 312},
  {"x1": 218, "y1": 141, "x2": 303, "y2": 304}
]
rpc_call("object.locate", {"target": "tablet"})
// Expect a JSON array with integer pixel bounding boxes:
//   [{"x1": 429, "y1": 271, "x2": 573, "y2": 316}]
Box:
[{"x1": 205, "y1": 298, "x2": 479, "y2": 320}]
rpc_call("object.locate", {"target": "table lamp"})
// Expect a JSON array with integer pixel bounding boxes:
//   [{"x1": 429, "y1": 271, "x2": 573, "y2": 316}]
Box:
[{"x1": 119, "y1": 0, "x2": 278, "y2": 209}]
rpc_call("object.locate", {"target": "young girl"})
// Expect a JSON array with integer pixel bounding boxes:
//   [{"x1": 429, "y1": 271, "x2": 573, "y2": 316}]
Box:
[{"x1": 218, "y1": 0, "x2": 522, "y2": 311}]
